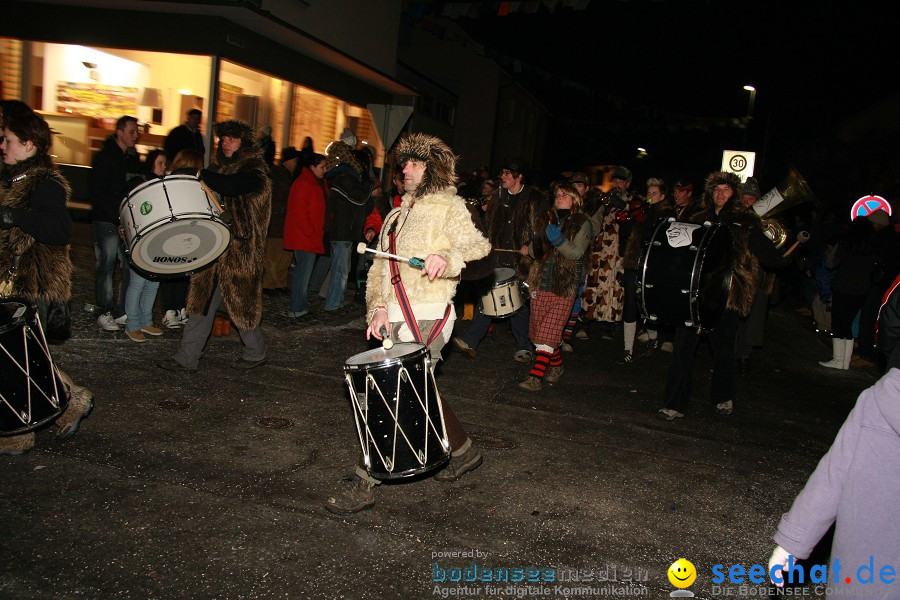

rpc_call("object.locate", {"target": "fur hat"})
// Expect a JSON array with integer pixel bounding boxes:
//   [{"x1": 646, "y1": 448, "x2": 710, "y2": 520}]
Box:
[
  {"x1": 339, "y1": 127, "x2": 357, "y2": 147},
  {"x1": 867, "y1": 209, "x2": 890, "y2": 227},
  {"x1": 214, "y1": 120, "x2": 254, "y2": 147},
  {"x1": 324, "y1": 139, "x2": 363, "y2": 174},
  {"x1": 394, "y1": 133, "x2": 458, "y2": 198},
  {"x1": 703, "y1": 171, "x2": 742, "y2": 208},
  {"x1": 742, "y1": 177, "x2": 761, "y2": 199}
]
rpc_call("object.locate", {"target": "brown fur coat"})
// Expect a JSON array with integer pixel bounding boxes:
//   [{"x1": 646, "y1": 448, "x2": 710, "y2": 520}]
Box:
[
  {"x1": 0, "y1": 154, "x2": 72, "y2": 304},
  {"x1": 187, "y1": 143, "x2": 272, "y2": 330}
]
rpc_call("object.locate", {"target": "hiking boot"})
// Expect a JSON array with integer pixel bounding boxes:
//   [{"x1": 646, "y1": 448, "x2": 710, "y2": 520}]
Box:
[
  {"x1": 716, "y1": 400, "x2": 734, "y2": 415},
  {"x1": 574, "y1": 329, "x2": 589, "y2": 340},
  {"x1": 96, "y1": 312, "x2": 120, "y2": 331},
  {"x1": 451, "y1": 337, "x2": 476, "y2": 359},
  {"x1": 661, "y1": 341, "x2": 673, "y2": 353},
  {"x1": 517, "y1": 375, "x2": 542, "y2": 391},
  {"x1": 55, "y1": 385, "x2": 94, "y2": 441},
  {"x1": 544, "y1": 366, "x2": 564, "y2": 383},
  {"x1": 141, "y1": 325, "x2": 163, "y2": 336},
  {"x1": 636, "y1": 329, "x2": 649, "y2": 342},
  {"x1": 433, "y1": 445, "x2": 483, "y2": 482},
  {"x1": 616, "y1": 351, "x2": 633, "y2": 365},
  {"x1": 657, "y1": 408, "x2": 684, "y2": 421},
  {"x1": 324, "y1": 474, "x2": 376, "y2": 514},
  {"x1": 0, "y1": 432, "x2": 35, "y2": 456},
  {"x1": 163, "y1": 310, "x2": 182, "y2": 329},
  {"x1": 513, "y1": 349, "x2": 534, "y2": 364}
]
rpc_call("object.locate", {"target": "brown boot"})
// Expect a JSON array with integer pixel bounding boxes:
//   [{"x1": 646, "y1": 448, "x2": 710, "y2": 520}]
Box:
[{"x1": 0, "y1": 432, "x2": 35, "y2": 456}]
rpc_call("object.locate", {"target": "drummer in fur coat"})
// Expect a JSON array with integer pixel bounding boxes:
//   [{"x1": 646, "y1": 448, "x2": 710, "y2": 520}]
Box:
[
  {"x1": 658, "y1": 171, "x2": 780, "y2": 420},
  {"x1": 158, "y1": 120, "x2": 272, "y2": 373},
  {"x1": 325, "y1": 132, "x2": 491, "y2": 515},
  {"x1": 0, "y1": 105, "x2": 93, "y2": 455}
]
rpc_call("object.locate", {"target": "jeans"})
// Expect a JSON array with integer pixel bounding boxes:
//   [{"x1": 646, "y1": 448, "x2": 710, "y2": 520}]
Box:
[
  {"x1": 324, "y1": 240, "x2": 352, "y2": 310},
  {"x1": 93, "y1": 220, "x2": 129, "y2": 317},
  {"x1": 462, "y1": 304, "x2": 532, "y2": 351},
  {"x1": 289, "y1": 250, "x2": 317, "y2": 316},
  {"x1": 124, "y1": 268, "x2": 160, "y2": 332}
]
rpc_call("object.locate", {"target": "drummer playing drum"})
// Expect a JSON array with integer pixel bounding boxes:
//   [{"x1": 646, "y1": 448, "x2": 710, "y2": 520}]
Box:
[{"x1": 325, "y1": 133, "x2": 491, "y2": 514}]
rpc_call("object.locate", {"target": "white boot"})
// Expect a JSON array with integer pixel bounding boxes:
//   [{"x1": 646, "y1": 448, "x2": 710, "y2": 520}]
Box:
[
  {"x1": 819, "y1": 338, "x2": 847, "y2": 370},
  {"x1": 841, "y1": 338, "x2": 854, "y2": 370}
]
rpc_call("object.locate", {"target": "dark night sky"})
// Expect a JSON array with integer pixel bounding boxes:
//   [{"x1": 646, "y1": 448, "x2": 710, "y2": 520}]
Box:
[{"x1": 443, "y1": 1, "x2": 900, "y2": 205}]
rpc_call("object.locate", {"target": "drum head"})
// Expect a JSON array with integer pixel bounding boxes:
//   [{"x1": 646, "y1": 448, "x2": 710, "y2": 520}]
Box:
[
  {"x1": 129, "y1": 219, "x2": 231, "y2": 275},
  {"x1": 344, "y1": 342, "x2": 427, "y2": 369},
  {"x1": 493, "y1": 267, "x2": 517, "y2": 284}
]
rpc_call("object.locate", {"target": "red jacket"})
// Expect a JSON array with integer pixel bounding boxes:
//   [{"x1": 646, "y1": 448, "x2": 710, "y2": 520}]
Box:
[{"x1": 283, "y1": 166, "x2": 329, "y2": 253}]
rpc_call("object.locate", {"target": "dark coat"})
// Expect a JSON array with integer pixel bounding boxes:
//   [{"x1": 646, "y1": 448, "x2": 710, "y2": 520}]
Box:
[
  {"x1": 187, "y1": 144, "x2": 271, "y2": 330},
  {"x1": 325, "y1": 166, "x2": 372, "y2": 242},
  {"x1": 164, "y1": 124, "x2": 205, "y2": 162},
  {"x1": 89, "y1": 136, "x2": 141, "y2": 223}
]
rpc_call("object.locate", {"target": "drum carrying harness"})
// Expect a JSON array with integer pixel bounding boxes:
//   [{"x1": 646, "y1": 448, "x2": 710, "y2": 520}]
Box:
[{"x1": 387, "y1": 217, "x2": 452, "y2": 346}]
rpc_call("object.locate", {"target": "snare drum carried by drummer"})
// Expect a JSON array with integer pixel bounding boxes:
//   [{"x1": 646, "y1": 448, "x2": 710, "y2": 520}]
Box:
[{"x1": 325, "y1": 133, "x2": 491, "y2": 515}]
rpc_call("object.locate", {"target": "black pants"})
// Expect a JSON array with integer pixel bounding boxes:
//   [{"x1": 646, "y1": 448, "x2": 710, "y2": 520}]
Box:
[{"x1": 663, "y1": 309, "x2": 739, "y2": 413}]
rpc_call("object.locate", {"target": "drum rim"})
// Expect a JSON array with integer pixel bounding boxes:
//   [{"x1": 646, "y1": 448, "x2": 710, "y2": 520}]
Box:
[
  {"x1": 0, "y1": 300, "x2": 30, "y2": 335},
  {"x1": 344, "y1": 342, "x2": 429, "y2": 370}
]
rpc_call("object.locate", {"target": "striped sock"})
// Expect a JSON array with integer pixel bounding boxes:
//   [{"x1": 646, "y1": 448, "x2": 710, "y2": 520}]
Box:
[
  {"x1": 550, "y1": 348, "x2": 563, "y2": 367},
  {"x1": 562, "y1": 316, "x2": 577, "y2": 341},
  {"x1": 529, "y1": 351, "x2": 551, "y2": 379}
]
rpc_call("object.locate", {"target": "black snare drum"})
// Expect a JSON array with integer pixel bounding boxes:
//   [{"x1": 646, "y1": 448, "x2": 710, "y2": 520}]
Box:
[
  {"x1": 0, "y1": 301, "x2": 70, "y2": 436},
  {"x1": 638, "y1": 219, "x2": 733, "y2": 332},
  {"x1": 343, "y1": 343, "x2": 450, "y2": 480}
]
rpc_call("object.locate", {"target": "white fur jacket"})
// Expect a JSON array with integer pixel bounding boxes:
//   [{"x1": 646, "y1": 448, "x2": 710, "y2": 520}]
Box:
[{"x1": 366, "y1": 186, "x2": 491, "y2": 325}]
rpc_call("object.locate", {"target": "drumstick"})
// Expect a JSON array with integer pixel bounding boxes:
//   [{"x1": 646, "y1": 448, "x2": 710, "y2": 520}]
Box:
[
  {"x1": 379, "y1": 326, "x2": 393, "y2": 350},
  {"x1": 493, "y1": 248, "x2": 522, "y2": 253},
  {"x1": 198, "y1": 178, "x2": 225, "y2": 214},
  {"x1": 782, "y1": 231, "x2": 810, "y2": 258},
  {"x1": 356, "y1": 242, "x2": 425, "y2": 269}
]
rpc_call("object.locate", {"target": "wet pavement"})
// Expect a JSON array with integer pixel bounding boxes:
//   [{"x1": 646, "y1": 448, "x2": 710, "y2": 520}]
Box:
[{"x1": 0, "y1": 221, "x2": 880, "y2": 599}]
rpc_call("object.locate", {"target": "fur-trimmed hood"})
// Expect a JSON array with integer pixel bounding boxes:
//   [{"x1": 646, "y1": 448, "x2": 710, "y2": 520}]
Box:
[
  {"x1": 394, "y1": 133, "x2": 458, "y2": 199},
  {"x1": 700, "y1": 171, "x2": 742, "y2": 214}
]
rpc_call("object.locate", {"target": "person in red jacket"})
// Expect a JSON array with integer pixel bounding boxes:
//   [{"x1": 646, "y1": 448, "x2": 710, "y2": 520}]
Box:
[{"x1": 283, "y1": 153, "x2": 328, "y2": 318}]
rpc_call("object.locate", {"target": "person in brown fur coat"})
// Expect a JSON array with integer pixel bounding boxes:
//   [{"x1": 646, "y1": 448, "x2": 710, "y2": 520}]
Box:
[
  {"x1": 158, "y1": 120, "x2": 272, "y2": 373},
  {"x1": 658, "y1": 171, "x2": 780, "y2": 420},
  {"x1": 0, "y1": 105, "x2": 93, "y2": 455}
]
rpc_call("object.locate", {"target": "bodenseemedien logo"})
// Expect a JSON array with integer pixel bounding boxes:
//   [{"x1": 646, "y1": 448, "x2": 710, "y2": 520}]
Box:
[{"x1": 667, "y1": 558, "x2": 696, "y2": 597}]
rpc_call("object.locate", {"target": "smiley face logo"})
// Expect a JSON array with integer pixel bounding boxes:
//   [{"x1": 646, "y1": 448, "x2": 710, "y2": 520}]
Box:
[{"x1": 667, "y1": 558, "x2": 696, "y2": 588}]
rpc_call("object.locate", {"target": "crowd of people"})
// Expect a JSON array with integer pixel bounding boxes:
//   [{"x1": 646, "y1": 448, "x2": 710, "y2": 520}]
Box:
[{"x1": 2, "y1": 106, "x2": 899, "y2": 538}]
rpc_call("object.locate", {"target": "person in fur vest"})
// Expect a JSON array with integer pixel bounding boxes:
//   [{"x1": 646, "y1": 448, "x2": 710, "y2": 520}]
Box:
[
  {"x1": 658, "y1": 171, "x2": 780, "y2": 420},
  {"x1": 325, "y1": 133, "x2": 491, "y2": 515},
  {"x1": 0, "y1": 105, "x2": 93, "y2": 455},
  {"x1": 517, "y1": 182, "x2": 593, "y2": 392},
  {"x1": 158, "y1": 120, "x2": 272, "y2": 373}
]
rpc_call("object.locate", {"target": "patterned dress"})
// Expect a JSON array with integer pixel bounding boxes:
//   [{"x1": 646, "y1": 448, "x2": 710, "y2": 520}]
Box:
[{"x1": 580, "y1": 208, "x2": 623, "y2": 322}]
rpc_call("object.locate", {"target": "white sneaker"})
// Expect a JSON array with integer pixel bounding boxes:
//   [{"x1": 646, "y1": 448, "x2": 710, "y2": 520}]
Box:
[
  {"x1": 179, "y1": 308, "x2": 188, "y2": 325},
  {"x1": 560, "y1": 341, "x2": 573, "y2": 353},
  {"x1": 96, "y1": 312, "x2": 120, "y2": 331},
  {"x1": 163, "y1": 310, "x2": 182, "y2": 329},
  {"x1": 114, "y1": 314, "x2": 127, "y2": 325}
]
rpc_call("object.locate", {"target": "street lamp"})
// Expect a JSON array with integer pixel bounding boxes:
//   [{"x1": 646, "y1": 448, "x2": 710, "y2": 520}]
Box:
[{"x1": 742, "y1": 85, "x2": 757, "y2": 148}]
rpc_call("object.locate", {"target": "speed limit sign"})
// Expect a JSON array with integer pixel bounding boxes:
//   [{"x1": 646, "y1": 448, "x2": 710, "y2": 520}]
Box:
[{"x1": 721, "y1": 150, "x2": 756, "y2": 180}]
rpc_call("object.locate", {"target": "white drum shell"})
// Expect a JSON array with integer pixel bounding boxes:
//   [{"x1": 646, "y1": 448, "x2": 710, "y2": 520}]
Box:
[
  {"x1": 119, "y1": 175, "x2": 230, "y2": 276},
  {"x1": 479, "y1": 267, "x2": 524, "y2": 318}
]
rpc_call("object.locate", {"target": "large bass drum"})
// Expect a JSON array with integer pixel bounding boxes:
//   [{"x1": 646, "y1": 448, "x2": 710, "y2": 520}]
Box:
[
  {"x1": 119, "y1": 175, "x2": 230, "y2": 276},
  {"x1": 638, "y1": 219, "x2": 733, "y2": 332}
]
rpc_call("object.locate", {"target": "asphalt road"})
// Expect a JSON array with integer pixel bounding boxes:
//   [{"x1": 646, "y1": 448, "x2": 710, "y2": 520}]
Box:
[{"x1": 0, "y1": 222, "x2": 879, "y2": 599}]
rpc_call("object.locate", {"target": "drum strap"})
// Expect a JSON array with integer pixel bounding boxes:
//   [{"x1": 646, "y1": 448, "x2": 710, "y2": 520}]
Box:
[{"x1": 388, "y1": 230, "x2": 451, "y2": 346}]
